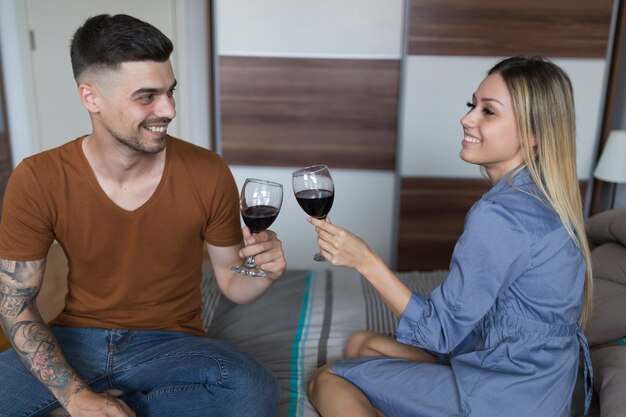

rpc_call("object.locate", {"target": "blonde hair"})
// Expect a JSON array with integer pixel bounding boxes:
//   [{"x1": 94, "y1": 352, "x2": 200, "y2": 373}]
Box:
[{"x1": 488, "y1": 56, "x2": 593, "y2": 328}]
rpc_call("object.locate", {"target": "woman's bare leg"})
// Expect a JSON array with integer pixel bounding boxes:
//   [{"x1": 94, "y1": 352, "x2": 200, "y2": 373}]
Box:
[
  {"x1": 345, "y1": 331, "x2": 438, "y2": 363},
  {"x1": 309, "y1": 331, "x2": 435, "y2": 416},
  {"x1": 308, "y1": 364, "x2": 384, "y2": 417}
]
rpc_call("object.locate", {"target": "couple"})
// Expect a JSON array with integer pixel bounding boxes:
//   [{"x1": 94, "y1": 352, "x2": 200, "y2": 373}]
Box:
[{"x1": 0, "y1": 14, "x2": 592, "y2": 417}]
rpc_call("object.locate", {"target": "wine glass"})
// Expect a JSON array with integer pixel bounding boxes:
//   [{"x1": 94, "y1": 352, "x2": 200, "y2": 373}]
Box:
[
  {"x1": 292, "y1": 165, "x2": 335, "y2": 262},
  {"x1": 231, "y1": 178, "x2": 283, "y2": 277}
]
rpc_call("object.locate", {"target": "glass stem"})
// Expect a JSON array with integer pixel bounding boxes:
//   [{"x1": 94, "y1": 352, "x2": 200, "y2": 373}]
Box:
[{"x1": 244, "y1": 256, "x2": 256, "y2": 268}]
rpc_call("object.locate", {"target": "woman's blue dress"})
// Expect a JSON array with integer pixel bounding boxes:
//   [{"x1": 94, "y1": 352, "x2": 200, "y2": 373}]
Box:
[{"x1": 333, "y1": 168, "x2": 592, "y2": 417}]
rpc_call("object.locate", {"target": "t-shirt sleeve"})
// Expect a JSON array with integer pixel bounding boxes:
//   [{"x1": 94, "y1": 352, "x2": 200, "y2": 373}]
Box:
[
  {"x1": 0, "y1": 161, "x2": 55, "y2": 260},
  {"x1": 203, "y1": 159, "x2": 243, "y2": 247},
  {"x1": 395, "y1": 199, "x2": 531, "y2": 353}
]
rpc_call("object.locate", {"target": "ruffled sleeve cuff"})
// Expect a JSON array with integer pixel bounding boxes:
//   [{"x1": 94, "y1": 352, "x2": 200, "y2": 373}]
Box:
[{"x1": 395, "y1": 292, "x2": 427, "y2": 345}]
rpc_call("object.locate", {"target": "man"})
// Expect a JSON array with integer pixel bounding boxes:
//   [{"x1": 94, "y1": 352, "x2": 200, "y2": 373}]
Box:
[{"x1": 0, "y1": 14, "x2": 285, "y2": 417}]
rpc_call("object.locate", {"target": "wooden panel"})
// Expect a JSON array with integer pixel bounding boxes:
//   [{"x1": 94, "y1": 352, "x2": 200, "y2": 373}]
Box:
[
  {"x1": 1, "y1": 56, "x2": 13, "y2": 352},
  {"x1": 0, "y1": 329, "x2": 9, "y2": 352},
  {"x1": 398, "y1": 177, "x2": 589, "y2": 271},
  {"x1": 590, "y1": 0, "x2": 626, "y2": 214},
  {"x1": 0, "y1": 54, "x2": 13, "y2": 352},
  {"x1": 0, "y1": 130, "x2": 9, "y2": 208},
  {"x1": 397, "y1": 177, "x2": 490, "y2": 271},
  {"x1": 408, "y1": 0, "x2": 613, "y2": 58},
  {"x1": 220, "y1": 56, "x2": 400, "y2": 170},
  {"x1": 0, "y1": 54, "x2": 13, "y2": 218}
]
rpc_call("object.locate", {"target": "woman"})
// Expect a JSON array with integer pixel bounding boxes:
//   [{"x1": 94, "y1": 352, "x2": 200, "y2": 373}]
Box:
[{"x1": 307, "y1": 56, "x2": 593, "y2": 417}]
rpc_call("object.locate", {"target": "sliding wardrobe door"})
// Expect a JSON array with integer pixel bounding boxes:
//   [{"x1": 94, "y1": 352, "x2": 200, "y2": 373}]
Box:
[{"x1": 214, "y1": 0, "x2": 404, "y2": 269}]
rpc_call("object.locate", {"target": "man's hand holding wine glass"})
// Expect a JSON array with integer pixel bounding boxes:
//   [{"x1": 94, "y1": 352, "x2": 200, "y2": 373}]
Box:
[
  {"x1": 231, "y1": 178, "x2": 284, "y2": 278},
  {"x1": 238, "y1": 226, "x2": 286, "y2": 281}
]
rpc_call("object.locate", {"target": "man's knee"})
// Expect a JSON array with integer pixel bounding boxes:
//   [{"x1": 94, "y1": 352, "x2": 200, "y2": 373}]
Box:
[{"x1": 229, "y1": 353, "x2": 279, "y2": 410}]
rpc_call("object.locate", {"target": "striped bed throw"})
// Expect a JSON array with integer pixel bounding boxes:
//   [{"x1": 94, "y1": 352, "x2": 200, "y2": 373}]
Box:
[{"x1": 201, "y1": 266, "x2": 447, "y2": 417}]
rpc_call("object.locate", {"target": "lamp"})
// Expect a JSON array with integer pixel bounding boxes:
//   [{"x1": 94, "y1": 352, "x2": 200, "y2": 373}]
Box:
[{"x1": 594, "y1": 130, "x2": 626, "y2": 208}]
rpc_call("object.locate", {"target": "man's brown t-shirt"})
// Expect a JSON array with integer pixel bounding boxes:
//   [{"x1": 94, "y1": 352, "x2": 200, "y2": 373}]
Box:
[{"x1": 0, "y1": 136, "x2": 243, "y2": 336}]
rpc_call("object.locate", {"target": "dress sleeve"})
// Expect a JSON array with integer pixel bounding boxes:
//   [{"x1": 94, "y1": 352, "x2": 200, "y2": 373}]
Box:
[
  {"x1": 0, "y1": 161, "x2": 55, "y2": 260},
  {"x1": 395, "y1": 199, "x2": 531, "y2": 353}
]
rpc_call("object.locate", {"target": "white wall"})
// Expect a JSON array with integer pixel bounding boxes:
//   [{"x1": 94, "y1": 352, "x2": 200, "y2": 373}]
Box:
[
  {"x1": 0, "y1": 0, "x2": 39, "y2": 165},
  {"x1": 216, "y1": 0, "x2": 405, "y2": 59}
]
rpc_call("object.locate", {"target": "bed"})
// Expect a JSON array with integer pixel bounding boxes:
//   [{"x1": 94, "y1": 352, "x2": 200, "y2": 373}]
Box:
[{"x1": 200, "y1": 265, "x2": 597, "y2": 417}]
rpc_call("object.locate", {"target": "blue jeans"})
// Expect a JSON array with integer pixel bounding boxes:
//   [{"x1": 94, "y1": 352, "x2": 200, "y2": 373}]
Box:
[{"x1": 0, "y1": 327, "x2": 279, "y2": 417}]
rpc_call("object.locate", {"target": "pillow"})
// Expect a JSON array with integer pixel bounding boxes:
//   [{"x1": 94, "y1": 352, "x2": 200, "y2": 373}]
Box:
[
  {"x1": 591, "y1": 242, "x2": 626, "y2": 287},
  {"x1": 586, "y1": 207, "x2": 626, "y2": 247},
  {"x1": 590, "y1": 341, "x2": 626, "y2": 417},
  {"x1": 586, "y1": 277, "x2": 626, "y2": 346},
  {"x1": 38, "y1": 243, "x2": 69, "y2": 323}
]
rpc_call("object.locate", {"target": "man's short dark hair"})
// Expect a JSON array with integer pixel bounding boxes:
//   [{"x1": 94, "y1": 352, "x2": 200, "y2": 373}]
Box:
[{"x1": 70, "y1": 14, "x2": 174, "y2": 80}]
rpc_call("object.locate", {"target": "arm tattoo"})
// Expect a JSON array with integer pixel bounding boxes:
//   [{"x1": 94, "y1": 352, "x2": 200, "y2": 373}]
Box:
[
  {"x1": 8, "y1": 319, "x2": 87, "y2": 405},
  {"x1": 0, "y1": 258, "x2": 86, "y2": 405},
  {"x1": 0, "y1": 260, "x2": 44, "y2": 317},
  {"x1": 61, "y1": 378, "x2": 88, "y2": 408},
  {"x1": 0, "y1": 259, "x2": 44, "y2": 281},
  {"x1": 11, "y1": 321, "x2": 73, "y2": 386},
  {"x1": 0, "y1": 259, "x2": 18, "y2": 274},
  {"x1": 0, "y1": 281, "x2": 37, "y2": 317}
]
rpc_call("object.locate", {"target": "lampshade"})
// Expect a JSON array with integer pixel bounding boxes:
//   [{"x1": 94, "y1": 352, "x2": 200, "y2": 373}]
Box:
[{"x1": 594, "y1": 130, "x2": 626, "y2": 183}]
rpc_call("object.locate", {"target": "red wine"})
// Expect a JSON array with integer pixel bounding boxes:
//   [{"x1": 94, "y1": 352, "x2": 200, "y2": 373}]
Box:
[
  {"x1": 295, "y1": 189, "x2": 334, "y2": 219},
  {"x1": 242, "y1": 205, "x2": 280, "y2": 233}
]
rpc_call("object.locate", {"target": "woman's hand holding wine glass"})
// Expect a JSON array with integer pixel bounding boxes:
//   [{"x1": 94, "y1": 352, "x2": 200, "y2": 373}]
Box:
[
  {"x1": 292, "y1": 165, "x2": 335, "y2": 262},
  {"x1": 308, "y1": 217, "x2": 379, "y2": 273}
]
